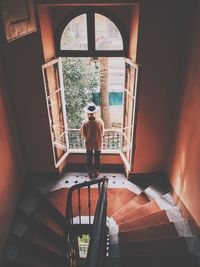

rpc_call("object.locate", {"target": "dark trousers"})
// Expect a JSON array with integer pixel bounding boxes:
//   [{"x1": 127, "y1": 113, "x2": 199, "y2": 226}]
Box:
[{"x1": 86, "y1": 150, "x2": 101, "y2": 172}]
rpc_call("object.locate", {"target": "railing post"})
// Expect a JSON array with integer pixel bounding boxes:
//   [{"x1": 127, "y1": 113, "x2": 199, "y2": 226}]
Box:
[{"x1": 64, "y1": 177, "x2": 108, "y2": 267}]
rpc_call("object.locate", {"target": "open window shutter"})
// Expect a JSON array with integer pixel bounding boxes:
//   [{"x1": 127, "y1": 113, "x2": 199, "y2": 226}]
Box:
[
  {"x1": 42, "y1": 58, "x2": 69, "y2": 167},
  {"x1": 120, "y1": 58, "x2": 140, "y2": 172}
]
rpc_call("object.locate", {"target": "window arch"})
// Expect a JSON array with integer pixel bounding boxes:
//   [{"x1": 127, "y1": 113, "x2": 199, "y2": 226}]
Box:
[{"x1": 56, "y1": 8, "x2": 128, "y2": 57}]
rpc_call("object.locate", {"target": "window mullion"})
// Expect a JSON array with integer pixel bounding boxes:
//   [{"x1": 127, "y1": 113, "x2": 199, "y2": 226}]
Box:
[{"x1": 87, "y1": 12, "x2": 95, "y2": 54}]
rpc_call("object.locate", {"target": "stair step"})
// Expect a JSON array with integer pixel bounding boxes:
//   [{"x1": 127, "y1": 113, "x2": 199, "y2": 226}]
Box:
[
  {"x1": 19, "y1": 190, "x2": 41, "y2": 215},
  {"x1": 143, "y1": 177, "x2": 171, "y2": 201},
  {"x1": 155, "y1": 192, "x2": 177, "y2": 210},
  {"x1": 7, "y1": 235, "x2": 63, "y2": 267},
  {"x1": 107, "y1": 188, "x2": 137, "y2": 216},
  {"x1": 4, "y1": 259, "x2": 25, "y2": 267},
  {"x1": 19, "y1": 183, "x2": 65, "y2": 226},
  {"x1": 119, "y1": 210, "x2": 171, "y2": 231},
  {"x1": 46, "y1": 187, "x2": 136, "y2": 218},
  {"x1": 128, "y1": 172, "x2": 165, "y2": 191},
  {"x1": 112, "y1": 192, "x2": 150, "y2": 220},
  {"x1": 116, "y1": 200, "x2": 161, "y2": 224},
  {"x1": 121, "y1": 254, "x2": 199, "y2": 267},
  {"x1": 46, "y1": 188, "x2": 69, "y2": 217},
  {"x1": 21, "y1": 224, "x2": 62, "y2": 256},
  {"x1": 13, "y1": 243, "x2": 63, "y2": 267},
  {"x1": 11, "y1": 209, "x2": 63, "y2": 245},
  {"x1": 119, "y1": 237, "x2": 190, "y2": 255},
  {"x1": 119, "y1": 222, "x2": 179, "y2": 242},
  {"x1": 33, "y1": 206, "x2": 64, "y2": 236}
]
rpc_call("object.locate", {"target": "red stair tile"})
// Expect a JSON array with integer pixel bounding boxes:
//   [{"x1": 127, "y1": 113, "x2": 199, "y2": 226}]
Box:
[
  {"x1": 116, "y1": 200, "x2": 161, "y2": 224},
  {"x1": 119, "y1": 222, "x2": 179, "y2": 243},
  {"x1": 119, "y1": 237, "x2": 189, "y2": 255},
  {"x1": 33, "y1": 207, "x2": 63, "y2": 236},
  {"x1": 119, "y1": 210, "x2": 170, "y2": 232},
  {"x1": 120, "y1": 254, "x2": 198, "y2": 267},
  {"x1": 112, "y1": 192, "x2": 150, "y2": 220},
  {"x1": 46, "y1": 188, "x2": 69, "y2": 216},
  {"x1": 107, "y1": 188, "x2": 136, "y2": 216}
]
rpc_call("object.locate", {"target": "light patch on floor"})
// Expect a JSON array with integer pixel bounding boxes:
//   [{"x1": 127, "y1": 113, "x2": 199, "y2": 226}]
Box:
[{"x1": 37, "y1": 172, "x2": 142, "y2": 195}]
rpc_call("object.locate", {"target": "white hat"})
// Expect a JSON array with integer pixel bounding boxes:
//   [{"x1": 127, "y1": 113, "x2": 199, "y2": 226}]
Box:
[{"x1": 83, "y1": 102, "x2": 98, "y2": 113}]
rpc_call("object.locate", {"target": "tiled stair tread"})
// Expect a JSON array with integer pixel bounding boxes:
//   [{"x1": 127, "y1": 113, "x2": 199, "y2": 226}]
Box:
[
  {"x1": 185, "y1": 237, "x2": 200, "y2": 254},
  {"x1": 119, "y1": 237, "x2": 190, "y2": 255},
  {"x1": 116, "y1": 200, "x2": 161, "y2": 224},
  {"x1": 173, "y1": 220, "x2": 194, "y2": 237},
  {"x1": 11, "y1": 217, "x2": 30, "y2": 237},
  {"x1": 119, "y1": 222, "x2": 180, "y2": 242},
  {"x1": 143, "y1": 177, "x2": 171, "y2": 200},
  {"x1": 187, "y1": 220, "x2": 200, "y2": 236},
  {"x1": 155, "y1": 193, "x2": 177, "y2": 210},
  {"x1": 46, "y1": 187, "x2": 99, "y2": 217},
  {"x1": 14, "y1": 244, "x2": 63, "y2": 267},
  {"x1": 112, "y1": 192, "x2": 150, "y2": 220},
  {"x1": 4, "y1": 259, "x2": 25, "y2": 267},
  {"x1": 46, "y1": 188, "x2": 69, "y2": 216},
  {"x1": 6, "y1": 242, "x2": 21, "y2": 261},
  {"x1": 107, "y1": 188, "x2": 137, "y2": 216},
  {"x1": 119, "y1": 210, "x2": 171, "y2": 231},
  {"x1": 6, "y1": 237, "x2": 62, "y2": 267},
  {"x1": 33, "y1": 206, "x2": 64, "y2": 236},
  {"x1": 128, "y1": 174, "x2": 162, "y2": 190},
  {"x1": 46, "y1": 187, "x2": 136, "y2": 217},
  {"x1": 23, "y1": 226, "x2": 62, "y2": 255},
  {"x1": 19, "y1": 193, "x2": 41, "y2": 214},
  {"x1": 120, "y1": 254, "x2": 199, "y2": 267},
  {"x1": 118, "y1": 209, "x2": 190, "y2": 232}
]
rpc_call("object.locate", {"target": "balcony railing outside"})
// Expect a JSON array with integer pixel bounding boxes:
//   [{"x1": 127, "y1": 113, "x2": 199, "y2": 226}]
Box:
[{"x1": 68, "y1": 129, "x2": 122, "y2": 150}]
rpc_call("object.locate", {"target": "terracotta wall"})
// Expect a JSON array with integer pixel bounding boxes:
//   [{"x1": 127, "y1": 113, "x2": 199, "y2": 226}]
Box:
[
  {"x1": 128, "y1": 4, "x2": 139, "y2": 61},
  {"x1": 2, "y1": 32, "x2": 56, "y2": 173},
  {"x1": 0, "y1": 60, "x2": 25, "y2": 260},
  {"x1": 50, "y1": 5, "x2": 133, "y2": 44},
  {"x1": 38, "y1": 5, "x2": 56, "y2": 62},
  {"x1": 168, "y1": 1, "x2": 200, "y2": 225},
  {"x1": 133, "y1": 1, "x2": 191, "y2": 173}
]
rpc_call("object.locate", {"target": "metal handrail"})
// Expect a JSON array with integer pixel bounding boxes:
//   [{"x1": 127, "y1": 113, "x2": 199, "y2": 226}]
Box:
[
  {"x1": 63, "y1": 177, "x2": 108, "y2": 267},
  {"x1": 87, "y1": 178, "x2": 108, "y2": 267}
]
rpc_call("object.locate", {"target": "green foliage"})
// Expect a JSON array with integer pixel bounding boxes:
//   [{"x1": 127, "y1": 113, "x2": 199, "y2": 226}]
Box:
[
  {"x1": 78, "y1": 234, "x2": 90, "y2": 243},
  {"x1": 62, "y1": 58, "x2": 99, "y2": 129}
]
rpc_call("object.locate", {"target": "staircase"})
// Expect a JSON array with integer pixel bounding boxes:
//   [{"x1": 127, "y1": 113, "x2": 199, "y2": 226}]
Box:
[{"x1": 3, "y1": 172, "x2": 200, "y2": 267}]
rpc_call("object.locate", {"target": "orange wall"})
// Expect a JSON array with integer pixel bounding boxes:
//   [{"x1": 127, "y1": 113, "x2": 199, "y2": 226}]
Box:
[
  {"x1": 168, "y1": 2, "x2": 200, "y2": 225},
  {"x1": 128, "y1": 4, "x2": 139, "y2": 61},
  {"x1": 0, "y1": 61, "x2": 25, "y2": 260},
  {"x1": 38, "y1": 5, "x2": 56, "y2": 62},
  {"x1": 2, "y1": 32, "x2": 56, "y2": 173},
  {"x1": 133, "y1": 1, "x2": 191, "y2": 173}
]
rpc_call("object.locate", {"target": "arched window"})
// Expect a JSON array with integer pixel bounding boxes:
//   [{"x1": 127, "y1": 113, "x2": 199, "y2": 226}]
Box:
[{"x1": 56, "y1": 8, "x2": 128, "y2": 57}]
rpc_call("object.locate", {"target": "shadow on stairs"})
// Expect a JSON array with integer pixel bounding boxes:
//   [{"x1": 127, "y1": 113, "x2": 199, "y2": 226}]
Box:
[{"x1": 2, "y1": 171, "x2": 200, "y2": 267}]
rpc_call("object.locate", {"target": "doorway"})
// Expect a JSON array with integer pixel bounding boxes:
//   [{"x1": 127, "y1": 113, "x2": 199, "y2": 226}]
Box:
[{"x1": 42, "y1": 57, "x2": 139, "y2": 172}]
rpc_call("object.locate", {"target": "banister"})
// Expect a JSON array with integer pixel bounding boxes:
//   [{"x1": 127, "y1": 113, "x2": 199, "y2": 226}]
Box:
[
  {"x1": 87, "y1": 178, "x2": 108, "y2": 267},
  {"x1": 63, "y1": 177, "x2": 108, "y2": 267}
]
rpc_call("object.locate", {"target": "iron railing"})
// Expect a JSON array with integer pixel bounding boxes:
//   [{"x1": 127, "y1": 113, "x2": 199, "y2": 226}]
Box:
[
  {"x1": 68, "y1": 128, "x2": 121, "y2": 150},
  {"x1": 63, "y1": 177, "x2": 108, "y2": 267},
  {"x1": 87, "y1": 178, "x2": 108, "y2": 267}
]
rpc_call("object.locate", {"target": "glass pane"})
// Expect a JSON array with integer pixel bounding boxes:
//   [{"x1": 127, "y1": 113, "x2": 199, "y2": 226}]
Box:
[
  {"x1": 95, "y1": 14, "x2": 123, "y2": 50},
  {"x1": 48, "y1": 91, "x2": 66, "y2": 149},
  {"x1": 44, "y1": 63, "x2": 60, "y2": 96},
  {"x1": 123, "y1": 90, "x2": 134, "y2": 129},
  {"x1": 61, "y1": 14, "x2": 88, "y2": 50},
  {"x1": 125, "y1": 63, "x2": 136, "y2": 96},
  {"x1": 122, "y1": 128, "x2": 131, "y2": 163}
]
